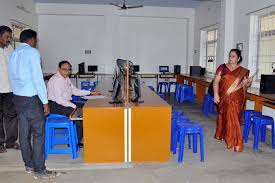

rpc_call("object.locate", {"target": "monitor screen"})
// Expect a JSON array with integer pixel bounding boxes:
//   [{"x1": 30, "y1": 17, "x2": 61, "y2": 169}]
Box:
[
  {"x1": 159, "y1": 66, "x2": 169, "y2": 73},
  {"x1": 88, "y1": 65, "x2": 98, "y2": 72},
  {"x1": 133, "y1": 65, "x2": 140, "y2": 72}
]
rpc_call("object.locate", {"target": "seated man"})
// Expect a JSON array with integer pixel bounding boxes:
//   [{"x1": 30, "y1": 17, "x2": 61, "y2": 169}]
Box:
[{"x1": 47, "y1": 60, "x2": 99, "y2": 147}]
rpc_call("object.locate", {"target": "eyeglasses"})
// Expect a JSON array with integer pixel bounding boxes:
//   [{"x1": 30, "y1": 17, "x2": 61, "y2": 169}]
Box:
[{"x1": 61, "y1": 68, "x2": 72, "y2": 72}]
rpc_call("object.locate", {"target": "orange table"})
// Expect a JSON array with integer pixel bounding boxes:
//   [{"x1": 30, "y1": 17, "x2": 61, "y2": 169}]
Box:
[{"x1": 83, "y1": 78, "x2": 171, "y2": 163}]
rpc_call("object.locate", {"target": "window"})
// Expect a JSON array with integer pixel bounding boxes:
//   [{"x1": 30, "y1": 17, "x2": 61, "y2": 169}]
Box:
[
  {"x1": 200, "y1": 29, "x2": 218, "y2": 75},
  {"x1": 257, "y1": 12, "x2": 275, "y2": 77}
]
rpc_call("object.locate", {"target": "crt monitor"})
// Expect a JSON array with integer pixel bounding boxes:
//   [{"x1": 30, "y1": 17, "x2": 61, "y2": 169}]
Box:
[
  {"x1": 88, "y1": 65, "x2": 98, "y2": 72},
  {"x1": 133, "y1": 65, "x2": 140, "y2": 72},
  {"x1": 159, "y1": 66, "x2": 169, "y2": 73}
]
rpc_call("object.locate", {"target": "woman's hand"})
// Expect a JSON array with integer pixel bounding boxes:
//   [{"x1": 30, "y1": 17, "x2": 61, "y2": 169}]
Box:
[
  {"x1": 214, "y1": 94, "x2": 220, "y2": 104},
  {"x1": 241, "y1": 76, "x2": 253, "y2": 88}
]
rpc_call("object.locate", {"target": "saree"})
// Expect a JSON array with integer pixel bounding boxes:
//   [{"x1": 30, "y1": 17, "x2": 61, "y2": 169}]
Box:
[{"x1": 214, "y1": 65, "x2": 249, "y2": 152}]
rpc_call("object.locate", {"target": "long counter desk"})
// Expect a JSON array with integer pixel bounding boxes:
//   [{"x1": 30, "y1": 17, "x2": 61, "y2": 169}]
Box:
[
  {"x1": 83, "y1": 77, "x2": 171, "y2": 163},
  {"x1": 176, "y1": 74, "x2": 275, "y2": 112}
]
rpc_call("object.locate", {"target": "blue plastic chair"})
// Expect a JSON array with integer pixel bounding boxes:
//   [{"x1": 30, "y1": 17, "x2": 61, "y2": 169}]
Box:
[
  {"x1": 172, "y1": 110, "x2": 184, "y2": 117},
  {"x1": 168, "y1": 82, "x2": 177, "y2": 95},
  {"x1": 171, "y1": 115, "x2": 190, "y2": 152},
  {"x1": 175, "y1": 121, "x2": 204, "y2": 163},
  {"x1": 157, "y1": 82, "x2": 169, "y2": 94},
  {"x1": 81, "y1": 81, "x2": 96, "y2": 91},
  {"x1": 242, "y1": 110, "x2": 262, "y2": 143},
  {"x1": 148, "y1": 86, "x2": 155, "y2": 91},
  {"x1": 45, "y1": 114, "x2": 79, "y2": 159},
  {"x1": 201, "y1": 94, "x2": 216, "y2": 116},
  {"x1": 249, "y1": 115, "x2": 275, "y2": 150},
  {"x1": 72, "y1": 95, "x2": 86, "y2": 104},
  {"x1": 175, "y1": 84, "x2": 194, "y2": 103}
]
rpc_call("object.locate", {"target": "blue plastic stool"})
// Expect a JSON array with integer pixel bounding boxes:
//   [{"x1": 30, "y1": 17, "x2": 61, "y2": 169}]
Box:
[
  {"x1": 175, "y1": 84, "x2": 184, "y2": 101},
  {"x1": 175, "y1": 122, "x2": 204, "y2": 163},
  {"x1": 249, "y1": 115, "x2": 275, "y2": 150},
  {"x1": 242, "y1": 110, "x2": 262, "y2": 143},
  {"x1": 148, "y1": 86, "x2": 155, "y2": 91},
  {"x1": 171, "y1": 116, "x2": 191, "y2": 152},
  {"x1": 45, "y1": 114, "x2": 79, "y2": 159},
  {"x1": 81, "y1": 81, "x2": 96, "y2": 91},
  {"x1": 201, "y1": 94, "x2": 216, "y2": 116},
  {"x1": 175, "y1": 84, "x2": 194, "y2": 103},
  {"x1": 168, "y1": 82, "x2": 177, "y2": 95},
  {"x1": 172, "y1": 110, "x2": 184, "y2": 117},
  {"x1": 157, "y1": 82, "x2": 169, "y2": 94}
]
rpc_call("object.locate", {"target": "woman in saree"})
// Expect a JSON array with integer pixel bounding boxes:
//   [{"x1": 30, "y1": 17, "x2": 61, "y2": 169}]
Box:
[{"x1": 213, "y1": 49, "x2": 253, "y2": 152}]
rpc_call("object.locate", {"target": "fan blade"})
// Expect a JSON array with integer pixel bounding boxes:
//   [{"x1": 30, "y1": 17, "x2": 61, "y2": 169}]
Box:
[
  {"x1": 110, "y1": 3, "x2": 122, "y2": 8},
  {"x1": 127, "y1": 5, "x2": 143, "y2": 9}
]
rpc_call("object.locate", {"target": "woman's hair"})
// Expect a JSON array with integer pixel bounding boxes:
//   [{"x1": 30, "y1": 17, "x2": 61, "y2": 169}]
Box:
[{"x1": 229, "y1": 49, "x2": 242, "y2": 64}]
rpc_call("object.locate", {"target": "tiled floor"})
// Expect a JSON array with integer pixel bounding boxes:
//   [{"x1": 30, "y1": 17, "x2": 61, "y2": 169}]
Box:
[{"x1": 1, "y1": 94, "x2": 275, "y2": 183}]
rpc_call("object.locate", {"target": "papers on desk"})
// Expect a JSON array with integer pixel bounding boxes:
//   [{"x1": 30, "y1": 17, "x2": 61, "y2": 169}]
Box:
[{"x1": 82, "y1": 95, "x2": 108, "y2": 100}]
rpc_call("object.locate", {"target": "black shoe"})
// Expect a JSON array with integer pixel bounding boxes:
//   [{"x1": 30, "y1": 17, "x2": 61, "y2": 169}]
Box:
[
  {"x1": 6, "y1": 142, "x2": 20, "y2": 150},
  {"x1": 33, "y1": 170, "x2": 61, "y2": 179},
  {"x1": 78, "y1": 143, "x2": 83, "y2": 148},
  {"x1": 0, "y1": 146, "x2": 7, "y2": 153}
]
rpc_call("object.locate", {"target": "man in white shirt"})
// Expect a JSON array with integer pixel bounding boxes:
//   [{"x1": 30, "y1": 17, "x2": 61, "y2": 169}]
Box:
[
  {"x1": 47, "y1": 60, "x2": 100, "y2": 147},
  {"x1": 0, "y1": 26, "x2": 19, "y2": 153}
]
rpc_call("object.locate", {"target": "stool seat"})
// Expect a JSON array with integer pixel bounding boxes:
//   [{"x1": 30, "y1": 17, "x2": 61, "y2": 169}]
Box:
[
  {"x1": 171, "y1": 116, "x2": 190, "y2": 152},
  {"x1": 201, "y1": 94, "x2": 216, "y2": 116},
  {"x1": 242, "y1": 110, "x2": 262, "y2": 143},
  {"x1": 45, "y1": 114, "x2": 79, "y2": 159},
  {"x1": 172, "y1": 110, "x2": 184, "y2": 117},
  {"x1": 250, "y1": 115, "x2": 275, "y2": 150},
  {"x1": 175, "y1": 84, "x2": 194, "y2": 103},
  {"x1": 174, "y1": 122, "x2": 204, "y2": 163}
]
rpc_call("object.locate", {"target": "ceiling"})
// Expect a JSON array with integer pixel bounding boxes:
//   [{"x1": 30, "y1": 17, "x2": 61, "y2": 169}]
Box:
[{"x1": 33, "y1": 0, "x2": 219, "y2": 8}]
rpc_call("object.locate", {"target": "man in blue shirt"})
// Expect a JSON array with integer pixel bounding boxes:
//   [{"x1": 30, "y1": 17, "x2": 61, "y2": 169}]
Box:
[{"x1": 8, "y1": 29, "x2": 59, "y2": 179}]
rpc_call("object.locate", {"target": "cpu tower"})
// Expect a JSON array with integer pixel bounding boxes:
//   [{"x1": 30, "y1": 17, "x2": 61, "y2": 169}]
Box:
[{"x1": 174, "y1": 65, "x2": 181, "y2": 75}]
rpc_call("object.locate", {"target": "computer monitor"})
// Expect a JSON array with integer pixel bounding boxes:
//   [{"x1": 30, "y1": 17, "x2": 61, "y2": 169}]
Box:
[
  {"x1": 78, "y1": 62, "x2": 85, "y2": 74},
  {"x1": 133, "y1": 65, "x2": 140, "y2": 73},
  {"x1": 88, "y1": 65, "x2": 98, "y2": 72},
  {"x1": 159, "y1": 66, "x2": 169, "y2": 73}
]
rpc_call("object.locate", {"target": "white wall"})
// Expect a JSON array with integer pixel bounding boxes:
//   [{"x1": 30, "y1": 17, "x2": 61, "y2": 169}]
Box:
[
  {"x1": 36, "y1": 3, "x2": 195, "y2": 74},
  {"x1": 194, "y1": 0, "x2": 275, "y2": 69},
  {"x1": 0, "y1": 0, "x2": 37, "y2": 30},
  {"x1": 233, "y1": 0, "x2": 275, "y2": 68},
  {"x1": 193, "y1": 1, "x2": 221, "y2": 66}
]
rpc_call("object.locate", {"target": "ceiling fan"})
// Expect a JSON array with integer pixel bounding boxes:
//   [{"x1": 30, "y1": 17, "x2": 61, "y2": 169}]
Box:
[{"x1": 110, "y1": 0, "x2": 143, "y2": 10}]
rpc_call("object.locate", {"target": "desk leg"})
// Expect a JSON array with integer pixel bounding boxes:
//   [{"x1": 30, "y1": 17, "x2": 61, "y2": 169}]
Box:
[{"x1": 196, "y1": 82, "x2": 206, "y2": 104}]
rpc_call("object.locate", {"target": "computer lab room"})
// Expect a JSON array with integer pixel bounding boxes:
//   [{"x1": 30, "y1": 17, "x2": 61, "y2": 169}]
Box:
[{"x1": 0, "y1": 0, "x2": 275, "y2": 182}]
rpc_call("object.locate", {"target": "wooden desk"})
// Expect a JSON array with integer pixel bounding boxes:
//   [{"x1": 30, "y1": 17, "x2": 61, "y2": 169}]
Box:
[
  {"x1": 176, "y1": 74, "x2": 275, "y2": 111},
  {"x1": 83, "y1": 77, "x2": 171, "y2": 163},
  {"x1": 246, "y1": 87, "x2": 275, "y2": 112},
  {"x1": 176, "y1": 74, "x2": 212, "y2": 104}
]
